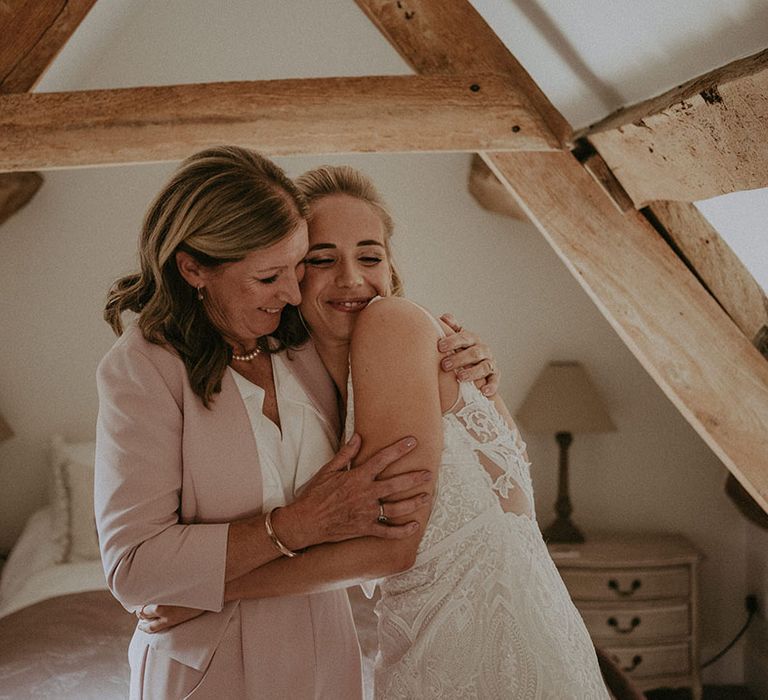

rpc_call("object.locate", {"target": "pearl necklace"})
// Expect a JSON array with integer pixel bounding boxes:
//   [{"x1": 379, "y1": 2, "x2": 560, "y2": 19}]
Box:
[{"x1": 231, "y1": 346, "x2": 261, "y2": 362}]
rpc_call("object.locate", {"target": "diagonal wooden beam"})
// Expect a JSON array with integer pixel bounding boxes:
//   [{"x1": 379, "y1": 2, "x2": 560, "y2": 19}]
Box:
[
  {"x1": 645, "y1": 200, "x2": 768, "y2": 353},
  {"x1": 357, "y1": 0, "x2": 768, "y2": 511},
  {"x1": 0, "y1": 0, "x2": 98, "y2": 94},
  {"x1": 580, "y1": 48, "x2": 768, "y2": 206},
  {"x1": 0, "y1": 73, "x2": 559, "y2": 171}
]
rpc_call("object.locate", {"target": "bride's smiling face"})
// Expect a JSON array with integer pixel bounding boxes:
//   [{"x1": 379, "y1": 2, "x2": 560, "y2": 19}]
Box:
[{"x1": 300, "y1": 194, "x2": 392, "y2": 344}]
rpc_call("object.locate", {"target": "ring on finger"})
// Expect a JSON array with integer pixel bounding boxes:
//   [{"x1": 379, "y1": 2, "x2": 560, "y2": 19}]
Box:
[{"x1": 377, "y1": 502, "x2": 389, "y2": 524}]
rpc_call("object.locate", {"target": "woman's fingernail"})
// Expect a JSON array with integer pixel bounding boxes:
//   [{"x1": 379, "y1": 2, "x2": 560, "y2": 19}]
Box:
[
  {"x1": 458, "y1": 370, "x2": 469, "y2": 381},
  {"x1": 420, "y1": 493, "x2": 430, "y2": 503},
  {"x1": 438, "y1": 340, "x2": 448, "y2": 352},
  {"x1": 482, "y1": 386, "x2": 492, "y2": 395},
  {"x1": 405, "y1": 437, "x2": 417, "y2": 448},
  {"x1": 442, "y1": 358, "x2": 453, "y2": 370},
  {"x1": 421, "y1": 471, "x2": 432, "y2": 481},
  {"x1": 408, "y1": 522, "x2": 419, "y2": 532}
]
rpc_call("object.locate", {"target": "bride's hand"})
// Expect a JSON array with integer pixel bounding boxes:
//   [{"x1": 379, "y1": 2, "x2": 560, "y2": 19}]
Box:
[
  {"x1": 136, "y1": 604, "x2": 204, "y2": 633},
  {"x1": 438, "y1": 313, "x2": 500, "y2": 396}
]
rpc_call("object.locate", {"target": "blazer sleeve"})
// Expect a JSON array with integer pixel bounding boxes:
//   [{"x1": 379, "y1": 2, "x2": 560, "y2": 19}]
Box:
[{"x1": 95, "y1": 342, "x2": 229, "y2": 612}]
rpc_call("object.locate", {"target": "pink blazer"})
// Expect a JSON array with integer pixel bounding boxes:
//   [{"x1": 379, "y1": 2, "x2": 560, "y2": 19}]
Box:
[{"x1": 95, "y1": 325, "x2": 358, "y2": 687}]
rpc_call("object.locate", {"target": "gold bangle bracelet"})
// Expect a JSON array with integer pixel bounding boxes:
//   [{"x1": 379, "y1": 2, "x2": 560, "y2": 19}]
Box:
[{"x1": 265, "y1": 507, "x2": 299, "y2": 558}]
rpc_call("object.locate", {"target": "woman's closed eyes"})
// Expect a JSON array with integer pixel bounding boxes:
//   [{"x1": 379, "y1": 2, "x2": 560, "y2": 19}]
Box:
[{"x1": 305, "y1": 254, "x2": 384, "y2": 267}]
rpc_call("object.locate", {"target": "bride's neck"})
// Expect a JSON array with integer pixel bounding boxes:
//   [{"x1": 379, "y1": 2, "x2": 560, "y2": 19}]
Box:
[{"x1": 314, "y1": 338, "x2": 351, "y2": 403}]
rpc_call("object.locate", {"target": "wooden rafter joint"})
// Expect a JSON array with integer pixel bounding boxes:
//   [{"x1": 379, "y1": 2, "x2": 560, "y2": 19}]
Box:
[
  {"x1": 354, "y1": 0, "x2": 572, "y2": 148},
  {"x1": 0, "y1": 172, "x2": 43, "y2": 226},
  {"x1": 572, "y1": 139, "x2": 634, "y2": 213}
]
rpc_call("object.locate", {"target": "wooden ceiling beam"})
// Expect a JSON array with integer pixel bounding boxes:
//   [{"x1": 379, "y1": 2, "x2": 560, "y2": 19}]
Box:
[
  {"x1": 0, "y1": 0, "x2": 98, "y2": 94},
  {"x1": 0, "y1": 73, "x2": 559, "y2": 171},
  {"x1": 645, "y1": 200, "x2": 768, "y2": 354},
  {"x1": 581, "y1": 48, "x2": 768, "y2": 206},
  {"x1": 358, "y1": 0, "x2": 768, "y2": 510}
]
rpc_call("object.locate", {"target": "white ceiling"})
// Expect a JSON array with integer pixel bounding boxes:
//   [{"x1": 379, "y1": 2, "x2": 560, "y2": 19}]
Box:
[{"x1": 32, "y1": 0, "x2": 768, "y2": 290}]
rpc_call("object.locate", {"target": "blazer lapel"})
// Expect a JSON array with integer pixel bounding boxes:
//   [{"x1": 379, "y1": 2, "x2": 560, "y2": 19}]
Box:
[
  {"x1": 181, "y1": 368, "x2": 264, "y2": 519},
  {"x1": 283, "y1": 341, "x2": 341, "y2": 442}
]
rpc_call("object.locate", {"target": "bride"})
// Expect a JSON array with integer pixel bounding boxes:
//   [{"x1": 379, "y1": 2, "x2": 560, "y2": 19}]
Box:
[{"x1": 145, "y1": 165, "x2": 610, "y2": 699}]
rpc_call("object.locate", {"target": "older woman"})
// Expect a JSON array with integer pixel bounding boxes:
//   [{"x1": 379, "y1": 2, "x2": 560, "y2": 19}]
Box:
[{"x1": 96, "y1": 147, "x2": 496, "y2": 699}]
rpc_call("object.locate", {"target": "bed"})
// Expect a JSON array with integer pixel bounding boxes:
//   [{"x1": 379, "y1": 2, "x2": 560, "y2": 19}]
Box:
[{"x1": 0, "y1": 506, "x2": 134, "y2": 699}]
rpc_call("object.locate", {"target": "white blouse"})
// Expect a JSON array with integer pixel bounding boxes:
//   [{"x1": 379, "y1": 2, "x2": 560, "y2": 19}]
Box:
[{"x1": 230, "y1": 352, "x2": 338, "y2": 511}]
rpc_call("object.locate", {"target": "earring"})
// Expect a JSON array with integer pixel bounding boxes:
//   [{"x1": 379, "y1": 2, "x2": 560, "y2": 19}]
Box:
[{"x1": 197, "y1": 285, "x2": 204, "y2": 301}]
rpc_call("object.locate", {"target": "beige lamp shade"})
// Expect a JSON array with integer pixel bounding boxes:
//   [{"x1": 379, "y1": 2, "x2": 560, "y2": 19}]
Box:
[
  {"x1": 0, "y1": 412, "x2": 13, "y2": 442},
  {"x1": 516, "y1": 361, "x2": 616, "y2": 434}
]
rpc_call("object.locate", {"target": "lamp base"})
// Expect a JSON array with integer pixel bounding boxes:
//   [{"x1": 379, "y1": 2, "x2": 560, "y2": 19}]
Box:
[{"x1": 542, "y1": 516, "x2": 585, "y2": 544}]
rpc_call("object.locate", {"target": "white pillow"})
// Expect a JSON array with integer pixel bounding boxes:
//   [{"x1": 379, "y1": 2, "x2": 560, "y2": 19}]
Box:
[{"x1": 50, "y1": 435, "x2": 100, "y2": 563}]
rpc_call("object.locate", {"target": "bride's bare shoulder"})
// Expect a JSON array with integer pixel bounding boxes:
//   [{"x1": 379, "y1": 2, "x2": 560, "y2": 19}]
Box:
[{"x1": 354, "y1": 297, "x2": 439, "y2": 348}]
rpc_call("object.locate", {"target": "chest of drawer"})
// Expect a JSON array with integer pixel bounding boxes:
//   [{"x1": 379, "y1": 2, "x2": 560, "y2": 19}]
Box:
[
  {"x1": 558, "y1": 565, "x2": 689, "y2": 601},
  {"x1": 579, "y1": 601, "x2": 689, "y2": 641},
  {"x1": 603, "y1": 642, "x2": 691, "y2": 679}
]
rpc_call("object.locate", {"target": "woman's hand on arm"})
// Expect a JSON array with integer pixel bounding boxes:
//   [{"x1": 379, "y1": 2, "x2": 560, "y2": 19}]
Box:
[
  {"x1": 224, "y1": 432, "x2": 430, "y2": 581},
  {"x1": 274, "y1": 433, "x2": 431, "y2": 548},
  {"x1": 438, "y1": 313, "x2": 500, "y2": 396}
]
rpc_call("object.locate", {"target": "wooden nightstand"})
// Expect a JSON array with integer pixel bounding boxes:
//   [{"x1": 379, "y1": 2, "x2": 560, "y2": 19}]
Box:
[{"x1": 548, "y1": 533, "x2": 702, "y2": 699}]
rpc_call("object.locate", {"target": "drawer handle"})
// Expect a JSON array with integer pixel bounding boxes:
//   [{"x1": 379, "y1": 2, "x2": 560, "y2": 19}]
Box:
[
  {"x1": 607, "y1": 616, "x2": 641, "y2": 634},
  {"x1": 621, "y1": 655, "x2": 643, "y2": 673},
  {"x1": 607, "y1": 578, "x2": 641, "y2": 596}
]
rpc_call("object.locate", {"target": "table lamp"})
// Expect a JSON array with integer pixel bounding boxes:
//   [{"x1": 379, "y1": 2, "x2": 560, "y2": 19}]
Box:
[{"x1": 516, "y1": 361, "x2": 615, "y2": 543}]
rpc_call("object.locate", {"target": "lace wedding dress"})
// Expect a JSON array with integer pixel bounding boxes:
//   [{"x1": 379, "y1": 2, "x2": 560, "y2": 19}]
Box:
[{"x1": 348, "y1": 300, "x2": 609, "y2": 700}]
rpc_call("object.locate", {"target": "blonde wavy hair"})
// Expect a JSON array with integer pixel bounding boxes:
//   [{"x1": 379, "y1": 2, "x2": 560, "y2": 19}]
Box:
[{"x1": 104, "y1": 146, "x2": 308, "y2": 406}]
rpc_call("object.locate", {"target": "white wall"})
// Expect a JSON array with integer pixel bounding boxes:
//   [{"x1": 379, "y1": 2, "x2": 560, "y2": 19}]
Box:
[{"x1": 0, "y1": 0, "x2": 764, "y2": 686}]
